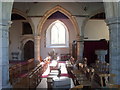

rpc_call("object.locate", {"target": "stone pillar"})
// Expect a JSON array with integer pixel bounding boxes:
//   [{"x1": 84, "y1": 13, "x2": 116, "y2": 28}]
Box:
[
  {"x1": 0, "y1": 1, "x2": 14, "y2": 89},
  {"x1": 0, "y1": 20, "x2": 12, "y2": 89},
  {"x1": 34, "y1": 35, "x2": 41, "y2": 64},
  {"x1": 95, "y1": 50, "x2": 107, "y2": 62},
  {"x1": 106, "y1": 17, "x2": 120, "y2": 84},
  {"x1": 75, "y1": 35, "x2": 84, "y2": 64}
]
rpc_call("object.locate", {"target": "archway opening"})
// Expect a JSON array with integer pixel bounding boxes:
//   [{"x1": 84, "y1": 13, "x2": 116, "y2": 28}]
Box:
[
  {"x1": 9, "y1": 12, "x2": 33, "y2": 61},
  {"x1": 40, "y1": 7, "x2": 77, "y2": 59},
  {"x1": 23, "y1": 40, "x2": 34, "y2": 61},
  {"x1": 83, "y1": 12, "x2": 109, "y2": 65},
  {"x1": 38, "y1": 5, "x2": 79, "y2": 36}
]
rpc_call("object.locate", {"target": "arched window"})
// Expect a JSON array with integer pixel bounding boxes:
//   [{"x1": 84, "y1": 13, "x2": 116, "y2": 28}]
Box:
[{"x1": 46, "y1": 20, "x2": 69, "y2": 48}]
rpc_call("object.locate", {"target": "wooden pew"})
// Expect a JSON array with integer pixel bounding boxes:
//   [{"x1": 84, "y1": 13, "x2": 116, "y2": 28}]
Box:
[
  {"x1": 9, "y1": 59, "x2": 34, "y2": 86},
  {"x1": 13, "y1": 64, "x2": 41, "y2": 88},
  {"x1": 13, "y1": 76, "x2": 29, "y2": 88},
  {"x1": 10, "y1": 57, "x2": 50, "y2": 88},
  {"x1": 11, "y1": 59, "x2": 49, "y2": 88}
]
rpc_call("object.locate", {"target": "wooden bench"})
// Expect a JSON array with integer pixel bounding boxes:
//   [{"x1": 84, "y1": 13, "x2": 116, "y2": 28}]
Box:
[
  {"x1": 13, "y1": 63, "x2": 42, "y2": 88},
  {"x1": 9, "y1": 58, "x2": 35, "y2": 86},
  {"x1": 11, "y1": 59, "x2": 49, "y2": 88}
]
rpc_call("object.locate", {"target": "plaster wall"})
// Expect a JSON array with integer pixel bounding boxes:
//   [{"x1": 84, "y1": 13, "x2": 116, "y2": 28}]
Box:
[
  {"x1": 84, "y1": 19, "x2": 109, "y2": 40},
  {"x1": 9, "y1": 18, "x2": 109, "y2": 60},
  {"x1": 13, "y1": 2, "x2": 104, "y2": 17},
  {"x1": 40, "y1": 19, "x2": 77, "y2": 59},
  {"x1": 9, "y1": 20, "x2": 22, "y2": 60}
]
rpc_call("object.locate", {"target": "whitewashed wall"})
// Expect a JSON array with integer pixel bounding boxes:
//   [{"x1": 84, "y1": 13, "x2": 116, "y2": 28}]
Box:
[
  {"x1": 41, "y1": 19, "x2": 77, "y2": 59},
  {"x1": 13, "y1": 2, "x2": 104, "y2": 17},
  {"x1": 84, "y1": 19, "x2": 109, "y2": 40},
  {"x1": 9, "y1": 20, "x2": 34, "y2": 61},
  {"x1": 9, "y1": 20, "x2": 22, "y2": 60},
  {"x1": 9, "y1": 19, "x2": 109, "y2": 60}
]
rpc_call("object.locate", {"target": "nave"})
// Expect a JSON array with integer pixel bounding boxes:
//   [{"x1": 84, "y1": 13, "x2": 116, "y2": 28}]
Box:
[
  {"x1": 9, "y1": 56, "x2": 119, "y2": 89},
  {"x1": 1, "y1": 1, "x2": 120, "y2": 89}
]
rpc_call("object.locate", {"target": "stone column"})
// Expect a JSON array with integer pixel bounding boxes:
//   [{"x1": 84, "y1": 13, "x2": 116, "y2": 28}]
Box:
[
  {"x1": 75, "y1": 35, "x2": 84, "y2": 64},
  {"x1": 0, "y1": 20, "x2": 12, "y2": 89},
  {"x1": 34, "y1": 35, "x2": 41, "y2": 64},
  {"x1": 0, "y1": 1, "x2": 13, "y2": 89},
  {"x1": 95, "y1": 50, "x2": 107, "y2": 62},
  {"x1": 106, "y1": 17, "x2": 120, "y2": 84}
]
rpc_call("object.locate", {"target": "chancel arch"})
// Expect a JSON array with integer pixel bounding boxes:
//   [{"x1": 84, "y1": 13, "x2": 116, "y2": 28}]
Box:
[
  {"x1": 37, "y1": 5, "x2": 80, "y2": 36},
  {"x1": 36, "y1": 5, "x2": 79, "y2": 60}
]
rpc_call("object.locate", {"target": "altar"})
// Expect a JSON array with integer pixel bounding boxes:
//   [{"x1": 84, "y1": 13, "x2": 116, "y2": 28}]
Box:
[{"x1": 49, "y1": 60, "x2": 59, "y2": 71}]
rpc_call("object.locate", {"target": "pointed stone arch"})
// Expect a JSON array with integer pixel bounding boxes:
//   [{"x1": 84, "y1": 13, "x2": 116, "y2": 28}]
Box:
[
  {"x1": 12, "y1": 9, "x2": 35, "y2": 35},
  {"x1": 37, "y1": 5, "x2": 80, "y2": 36}
]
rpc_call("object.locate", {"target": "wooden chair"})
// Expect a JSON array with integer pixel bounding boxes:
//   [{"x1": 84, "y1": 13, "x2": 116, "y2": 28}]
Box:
[
  {"x1": 107, "y1": 84, "x2": 120, "y2": 88},
  {"x1": 88, "y1": 67, "x2": 95, "y2": 82},
  {"x1": 70, "y1": 85, "x2": 83, "y2": 90},
  {"x1": 97, "y1": 73, "x2": 116, "y2": 87},
  {"x1": 69, "y1": 56, "x2": 75, "y2": 65}
]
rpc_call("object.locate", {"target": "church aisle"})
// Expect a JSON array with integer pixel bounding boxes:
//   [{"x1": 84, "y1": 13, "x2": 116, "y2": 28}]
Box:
[{"x1": 37, "y1": 61, "x2": 75, "y2": 89}]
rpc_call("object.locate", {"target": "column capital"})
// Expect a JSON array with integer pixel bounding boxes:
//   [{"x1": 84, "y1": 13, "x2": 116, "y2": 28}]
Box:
[
  {"x1": 34, "y1": 35, "x2": 41, "y2": 40},
  {"x1": 0, "y1": 20, "x2": 12, "y2": 26},
  {"x1": 76, "y1": 35, "x2": 84, "y2": 42},
  {"x1": 0, "y1": 20, "x2": 12, "y2": 30},
  {"x1": 8, "y1": 21, "x2": 13, "y2": 28},
  {"x1": 106, "y1": 17, "x2": 120, "y2": 25}
]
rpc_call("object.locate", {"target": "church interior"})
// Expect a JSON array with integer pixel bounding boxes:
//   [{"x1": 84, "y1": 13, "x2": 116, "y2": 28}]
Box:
[{"x1": 0, "y1": 1, "x2": 120, "y2": 89}]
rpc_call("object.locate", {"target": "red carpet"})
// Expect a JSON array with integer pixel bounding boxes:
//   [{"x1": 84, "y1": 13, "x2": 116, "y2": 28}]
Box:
[{"x1": 40, "y1": 60, "x2": 74, "y2": 78}]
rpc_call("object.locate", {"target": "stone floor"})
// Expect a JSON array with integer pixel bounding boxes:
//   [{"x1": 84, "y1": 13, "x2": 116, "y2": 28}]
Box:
[
  {"x1": 37, "y1": 61, "x2": 101, "y2": 89},
  {"x1": 37, "y1": 61, "x2": 75, "y2": 89}
]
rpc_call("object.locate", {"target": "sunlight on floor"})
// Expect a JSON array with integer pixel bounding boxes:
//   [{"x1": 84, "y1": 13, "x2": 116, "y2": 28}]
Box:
[
  {"x1": 59, "y1": 63, "x2": 68, "y2": 74},
  {"x1": 42, "y1": 65, "x2": 50, "y2": 76},
  {"x1": 37, "y1": 60, "x2": 75, "y2": 89}
]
